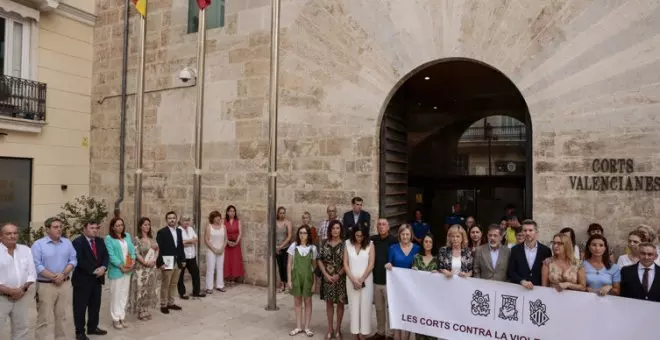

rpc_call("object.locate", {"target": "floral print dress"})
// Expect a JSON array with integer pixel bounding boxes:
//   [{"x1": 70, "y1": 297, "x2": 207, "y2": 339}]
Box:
[
  {"x1": 128, "y1": 236, "x2": 160, "y2": 315},
  {"x1": 319, "y1": 240, "x2": 347, "y2": 304}
]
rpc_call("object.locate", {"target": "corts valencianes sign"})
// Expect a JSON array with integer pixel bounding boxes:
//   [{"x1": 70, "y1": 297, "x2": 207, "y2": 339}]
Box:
[{"x1": 570, "y1": 158, "x2": 660, "y2": 191}]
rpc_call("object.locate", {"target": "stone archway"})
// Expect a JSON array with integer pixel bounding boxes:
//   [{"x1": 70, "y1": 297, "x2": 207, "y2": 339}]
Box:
[{"x1": 378, "y1": 58, "x2": 532, "y2": 231}]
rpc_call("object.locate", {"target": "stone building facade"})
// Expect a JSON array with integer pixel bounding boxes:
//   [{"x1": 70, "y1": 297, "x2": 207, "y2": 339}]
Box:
[{"x1": 91, "y1": 0, "x2": 660, "y2": 284}]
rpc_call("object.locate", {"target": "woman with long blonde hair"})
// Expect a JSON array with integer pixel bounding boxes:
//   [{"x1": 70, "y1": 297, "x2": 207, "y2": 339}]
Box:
[{"x1": 541, "y1": 233, "x2": 586, "y2": 292}]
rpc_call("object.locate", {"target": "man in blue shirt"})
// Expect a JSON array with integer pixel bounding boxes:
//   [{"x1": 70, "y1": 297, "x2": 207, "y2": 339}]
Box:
[
  {"x1": 411, "y1": 209, "x2": 430, "y2": 245},
  {"x1": 31, "y1": 217, "x2": 77, "y2": 340}
]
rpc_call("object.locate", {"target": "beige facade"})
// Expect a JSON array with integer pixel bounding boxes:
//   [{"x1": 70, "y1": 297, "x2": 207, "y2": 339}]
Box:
[
  {"x1": 91, "y1": 0, "x2": 660, "y2": 284},
  {"x1": 0, "y1": 0, "x2": 95, "y2": 229}
]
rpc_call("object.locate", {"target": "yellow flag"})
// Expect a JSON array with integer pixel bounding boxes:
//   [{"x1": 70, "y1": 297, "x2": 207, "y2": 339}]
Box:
[{"x1": 132, "y1": 0, "x2": 146, "y2": 17}]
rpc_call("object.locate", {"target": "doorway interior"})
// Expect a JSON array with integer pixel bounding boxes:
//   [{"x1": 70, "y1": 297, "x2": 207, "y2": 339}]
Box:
[
  {"x1": 379, "y1": 59, "x2": 532, "y2": 242},
  {"x1": 0, "y1": 157, "x2": 33, "y2": 230}
]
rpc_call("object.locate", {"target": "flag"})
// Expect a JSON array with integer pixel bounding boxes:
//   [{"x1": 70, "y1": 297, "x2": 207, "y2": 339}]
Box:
[
  {"x1": 196, "y1": 0, "x2": 212, "y2": 10},
  {"x1": 132, "y1": 0, "x2": 146, "y2": 17}
]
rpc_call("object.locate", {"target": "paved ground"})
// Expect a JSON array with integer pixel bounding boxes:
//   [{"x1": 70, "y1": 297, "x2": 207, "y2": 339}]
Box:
[{"x1": 2, "y1": 282, "x2": 380, "y2": 340}]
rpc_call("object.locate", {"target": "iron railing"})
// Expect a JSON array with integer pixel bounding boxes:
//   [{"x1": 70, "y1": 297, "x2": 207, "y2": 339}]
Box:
[
  {"x1": 0, "y1": 75, "x2": 47, "y2": 121},
  {"x1": 460, "y1": 125, "x2": 526, "y2": 142}
]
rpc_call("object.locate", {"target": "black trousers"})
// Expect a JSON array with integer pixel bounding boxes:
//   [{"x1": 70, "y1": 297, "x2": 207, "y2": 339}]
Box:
[
  {"x1": 72, "y1": 281, "x2": 102, "y2": 335},
  {"x1": 178, "y1": 257, "x2": 201, "y2": 296},
  {"x1": 276, "y1": 249, "x2": 288, "y2": 283}
]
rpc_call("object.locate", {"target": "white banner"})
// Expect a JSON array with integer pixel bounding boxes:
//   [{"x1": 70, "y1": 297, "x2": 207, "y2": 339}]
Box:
[{"x1": 387, "y1": 268, "x2": 659, "y2": 340}]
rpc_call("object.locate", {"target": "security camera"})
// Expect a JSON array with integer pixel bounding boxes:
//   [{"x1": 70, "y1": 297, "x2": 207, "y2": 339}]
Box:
[{"x1": 178, "y1": 67, "x2": 197, "y2": 83}]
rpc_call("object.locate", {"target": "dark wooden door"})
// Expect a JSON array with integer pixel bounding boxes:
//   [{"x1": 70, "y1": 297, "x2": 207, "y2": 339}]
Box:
[{"x1": 379, "y1": 106, "x2": 408, "y2": 229}]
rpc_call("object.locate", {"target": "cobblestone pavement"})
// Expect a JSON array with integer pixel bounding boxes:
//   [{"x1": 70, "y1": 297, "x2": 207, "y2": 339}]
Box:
[{"x1": 2, "y1": 282, "x2": 379, "y2": 340}]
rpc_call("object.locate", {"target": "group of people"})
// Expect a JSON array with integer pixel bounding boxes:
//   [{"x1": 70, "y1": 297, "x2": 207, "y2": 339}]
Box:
[
  {"x1": 0, "y1": 207, "x2": 245, "y2": 340},
  {"x1": 275, "y1": 198, "x2": 660, "y2": 340}
]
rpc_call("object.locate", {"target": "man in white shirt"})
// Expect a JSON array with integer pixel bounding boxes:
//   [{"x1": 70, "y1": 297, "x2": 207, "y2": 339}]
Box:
[
  {"x1": 0, "y1": 223, "x2": 37, "y2": 340},
  {"x1": 177, "y1": 216, "x2": 205, "y2": 299}
]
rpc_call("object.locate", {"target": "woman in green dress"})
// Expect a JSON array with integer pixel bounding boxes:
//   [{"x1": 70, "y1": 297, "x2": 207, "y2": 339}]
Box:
[
  {"x1": 412, "y1": 233, "x2": 439, "y2": 340},
  {"x1": 287, "y1": 225, "x2": 318, "y2": 337}
]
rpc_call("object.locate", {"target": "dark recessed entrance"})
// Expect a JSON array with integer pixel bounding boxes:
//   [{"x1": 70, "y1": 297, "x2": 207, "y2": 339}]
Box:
[{"x1": 379, "y1": 59, "x2": 532, "y2": 241}]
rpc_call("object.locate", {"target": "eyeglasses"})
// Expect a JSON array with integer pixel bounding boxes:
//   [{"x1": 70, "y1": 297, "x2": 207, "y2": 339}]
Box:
[
  {"x1": 551, "y1": 241, "x2": 564, "y2": 246},
  {"x1": 640, "y1": 252, "x2": 655, "y2": 256}
]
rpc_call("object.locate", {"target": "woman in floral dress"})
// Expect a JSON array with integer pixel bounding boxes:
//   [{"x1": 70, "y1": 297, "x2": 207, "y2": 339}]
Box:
[
  {"x1": 318, "y1": 220, "x2": 347, "y2": 340},
  {"x1": 128, "y1": 217, "x2": 160, "y2": 321},
  {"x1": 412, "y1": 233, "x2": 439, "y2": 340}
]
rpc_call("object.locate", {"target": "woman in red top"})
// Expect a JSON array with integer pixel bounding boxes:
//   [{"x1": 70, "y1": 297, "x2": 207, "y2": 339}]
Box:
[{"x1": 223, "y1": 205, "x2": 245, "y2": 286}]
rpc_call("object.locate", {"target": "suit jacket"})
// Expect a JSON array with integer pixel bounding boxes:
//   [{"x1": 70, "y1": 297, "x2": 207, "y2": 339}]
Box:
[
  {"x1": 156, "y1": 226, "x2": 186, "y2": 268},
  {"x1": 341, "y1": 210, "x2": 371, "y2": 239},
  {"x1": 437, "y1": 246, "x2": 473, "y2": 273},
  {"x1": 507, "y1": 242, "x2": 552, "y2": 286},
  {"x1": 620, "y1": 263, "x2": 660, "y2": 302},
  {"x1": 71, "y1": 235, "x2": 109, "y2": 287},
  {"x1": 473, "y1": 244, "x2": 510, "y2": 282},
  {"x1": 104, "y1": 233, "x2": 137, "y2": 280}
]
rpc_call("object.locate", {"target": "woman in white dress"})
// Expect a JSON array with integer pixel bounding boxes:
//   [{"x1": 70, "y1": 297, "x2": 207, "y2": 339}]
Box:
[
  {"x1": 205, "y1": 210, "x2": 227, "y2": 294},
  {"x1": 343, "y1": 225, "x2": 375, "y2": 340}
]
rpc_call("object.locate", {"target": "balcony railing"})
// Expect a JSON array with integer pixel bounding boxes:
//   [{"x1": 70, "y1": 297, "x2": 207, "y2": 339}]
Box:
[
  {"x1": 0, "y1": 75, "x2": 47, "y2": 121},
  {"x1": 459, "y1": 125, "x2": 527, "y2": 142}
]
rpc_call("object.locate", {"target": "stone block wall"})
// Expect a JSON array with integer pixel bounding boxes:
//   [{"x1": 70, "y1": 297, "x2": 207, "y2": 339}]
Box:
[{"x1": 91, "y1": 0, "x2": 660, "y2": 284}]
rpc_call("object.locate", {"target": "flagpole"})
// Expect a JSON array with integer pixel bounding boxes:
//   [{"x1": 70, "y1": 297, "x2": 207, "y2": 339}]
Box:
[
  {"x1": 134, "y1": 9, "x2": 147, "y2": 235},
  {"x1": 193, "y1": 6, "x2": 207, "y2": 260},
  {"x1": 265, "y1": 0, "x2": 281, "y2": 311}
]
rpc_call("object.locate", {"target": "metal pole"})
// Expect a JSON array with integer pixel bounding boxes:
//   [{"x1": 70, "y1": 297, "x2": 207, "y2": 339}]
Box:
[
  {"x1": 114, "y1": 0, "x2": 130, "y2": 217},
  {"x1": 134, "y1": 15, "x2": 147, "y2": 235},
  {"x1": 265, "y1": 0, "x2": 281, "y2": 311},
  {"x1": 193, "y1": 8, "x2": 207, "y2": 260}
]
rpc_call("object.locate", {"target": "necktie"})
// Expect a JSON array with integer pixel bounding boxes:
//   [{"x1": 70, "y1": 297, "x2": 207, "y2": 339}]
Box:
[
  {"x1": 642, "y1": 268, "x2": 650, "y2": 293},
  {"x1": 91, "y1": 239, "x2": 98, "y2": 259}
]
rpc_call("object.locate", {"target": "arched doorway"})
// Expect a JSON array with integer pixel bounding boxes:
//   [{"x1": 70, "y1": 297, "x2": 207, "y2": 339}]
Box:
[{"x1": 379, "y1": 59, "x2": 532, "y2": 239}]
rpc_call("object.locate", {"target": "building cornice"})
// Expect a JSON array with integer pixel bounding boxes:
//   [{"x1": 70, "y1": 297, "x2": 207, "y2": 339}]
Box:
[
  {"x1": 54, "y1": 2, "x2": 95, "y2": 26},
  {"x1": 24, "y1": 0, "x2": 58, "y2": 12},
  {"x1": 0, "y1": 0, "x2": 40, "y2": 20}
]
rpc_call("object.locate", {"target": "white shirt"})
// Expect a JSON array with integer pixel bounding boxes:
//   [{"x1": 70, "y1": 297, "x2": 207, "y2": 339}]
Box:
[
  {"x1": 617, "y1": 254, "x2": 638, "y2": 268},
  {"x1": 287, "y1": 243, "x2": 317, "y2": 269},
  {"x1": 638, "y1": 263, "x2": 655, "y2": 290},
  {"x1": 489, "y1": 245, "x2": 500, "y2": 269},
  {"x1": 524, "y1": 242, "x2": 538, "y2": 270},
  {"x1": 0, "y1": 243, "x2": 37, "y2": 289},
  {"x1": 178, "y1": 226, "x2": 197, "y2": 259},
  {"x1": 451, "y1": 256, "x2": 462, "y2": 274},
  {"x1": 168, "y1": 226, "x2": 178, "y2": 245},
  {"x1": 353, "y1": 212, "x2": 360, "y2": 224}
]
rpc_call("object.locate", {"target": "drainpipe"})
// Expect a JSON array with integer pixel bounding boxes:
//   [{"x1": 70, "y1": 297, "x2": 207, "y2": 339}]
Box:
[{"x1": 114, "y1": 0, "x2": 130, "y2": 218}]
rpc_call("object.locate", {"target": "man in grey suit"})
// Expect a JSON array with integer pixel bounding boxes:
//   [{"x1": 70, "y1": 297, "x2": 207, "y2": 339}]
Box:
[{"x1": 473, "y1": 224, "x2": 510, "y2": 281}]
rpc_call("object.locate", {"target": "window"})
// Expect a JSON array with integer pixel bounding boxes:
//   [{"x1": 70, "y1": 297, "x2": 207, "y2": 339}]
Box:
[
  {"x1": 0, "y1": 14, "x2": 30, "y2": 79},
  {"x1": 187, "y1": 0, "x2": 225, "y2": 33},
  {"x1": 0, "y1": 157, "x2": 32, "y2": 231}
]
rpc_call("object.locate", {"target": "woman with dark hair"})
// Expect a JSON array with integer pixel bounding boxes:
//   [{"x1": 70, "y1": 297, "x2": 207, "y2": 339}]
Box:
[
  {"x1": 205, "y1": 210, "x2": 227, "y2": 294},
  {"x1": 412, "y1": 233, "x2": 439, "y2": 340},
  {"x1": 467, "y1": 225, "x2": 485, "y2": 253},
  {"x1": 560, "y1": 227, "x2": 581, "y2": 260},
  {"x1": 276, "y1": 206, "x2": 293, "y2": 292},
  {"x1": 104, "y1": 217, "x2": 136, "y2": 329},
  {"x1": 287, "y1": 225, "x2": 318, "y2": 337},
  {"x1": 343, "y1": 225, "x2": 374, "y2": 340},
  {"x1": 128, "y1": 217, "x2": 160, "y2": 320},
  {"x1": 224, "y1": 205, "x2": 245, "y2": 286},
  {"x1": 318, "y1": 220, "x2": 346, "y2": 340},
  {"x1": 587, "y1": 223, "x2": 604, "y2": 236},
  {"x1": 584, "y1": 234, "x2": 620, "y2": 296}
]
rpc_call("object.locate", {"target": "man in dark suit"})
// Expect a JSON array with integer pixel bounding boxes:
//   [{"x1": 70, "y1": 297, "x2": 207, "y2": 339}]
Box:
[
  {"x1": 72, "y1": 221, "x2": 109, "y2": 340},
  {"x1": 156, "y1": 211, "x2": 187, "y2": 314},
  {"x1": 507, "y1": 219, "x2": 552, "y2": 288},
  {"x1": 474, "y1": 224, "x2": 511, "y2": 282},
  {"x1": 621, "y1": 242, "x2": 660, "y2": 301},
  {"x1": 341, "y1": 196, "x2": 371, "y2": 240}
]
